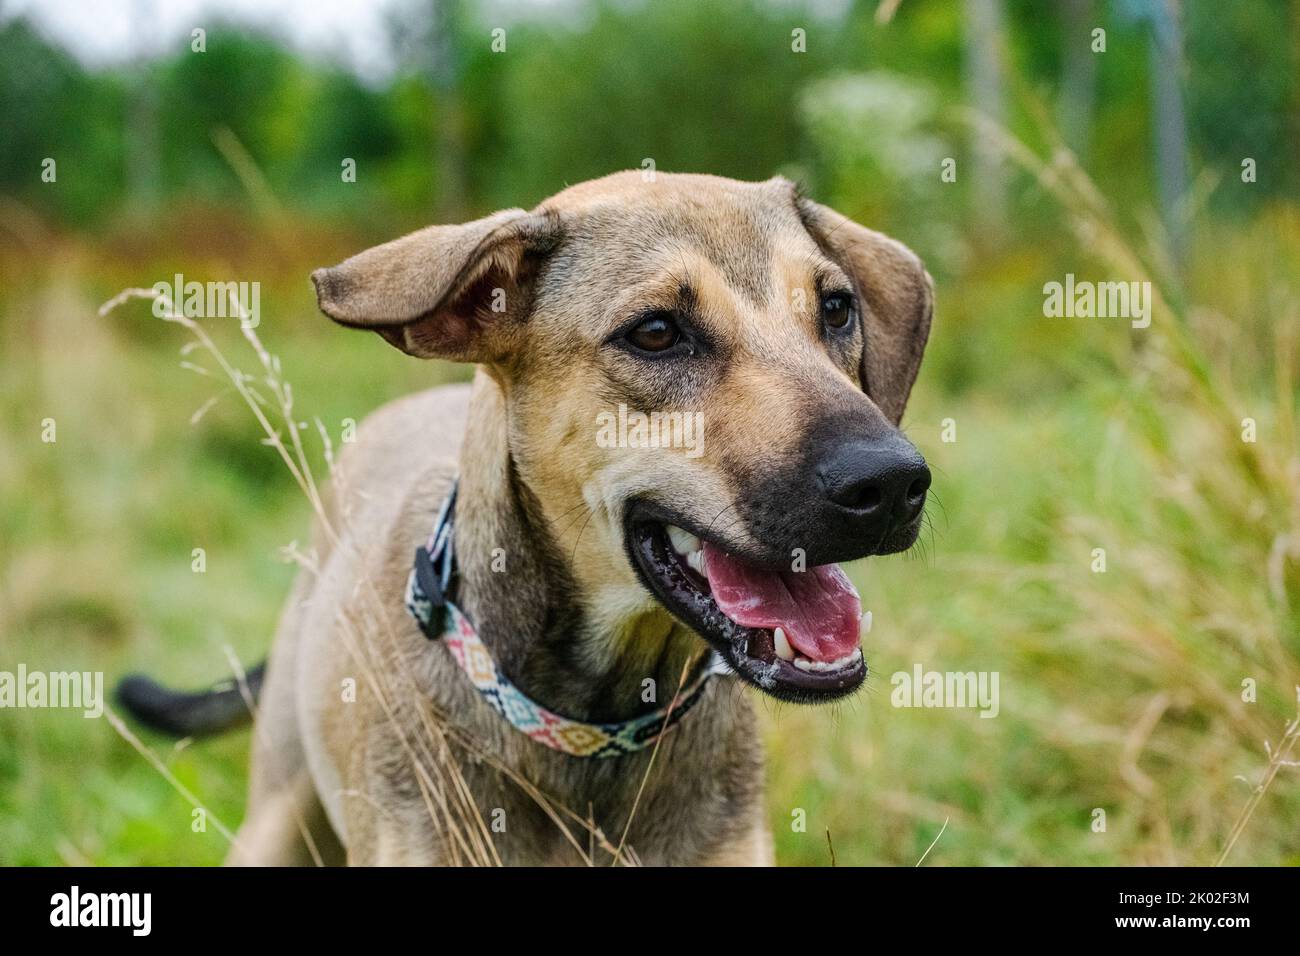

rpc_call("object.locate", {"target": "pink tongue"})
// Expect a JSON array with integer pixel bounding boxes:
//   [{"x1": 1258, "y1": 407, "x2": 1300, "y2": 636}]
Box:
[{"x1": 701, "y1": 542, "x2": 863, "y2": 662}]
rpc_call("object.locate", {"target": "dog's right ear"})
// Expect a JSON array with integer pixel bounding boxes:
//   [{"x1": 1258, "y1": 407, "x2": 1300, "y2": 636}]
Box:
[{"x1": 311, "y1": 209, "x2": 558, "y2": 363}]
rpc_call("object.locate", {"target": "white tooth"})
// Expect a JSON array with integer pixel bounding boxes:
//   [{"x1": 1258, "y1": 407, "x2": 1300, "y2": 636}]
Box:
[
  {"x1": 773, "y1": 627, "x2": 795, "y2": 661},
  {"x1": 861, "y1": 611, "x2": 873, "y2": 635},
  {"x1": 792, "y1": 649, "x2": 861, "y2": 673},
  {"x1": 687, "y1": 549, "x2": 707, "y2": 576},
  {"x1": 667, "y1": 525, "x2": 701, "y2": 556}
]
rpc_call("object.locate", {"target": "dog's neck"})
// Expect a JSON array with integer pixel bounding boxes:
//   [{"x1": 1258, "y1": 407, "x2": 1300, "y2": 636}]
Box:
[{"x1": 451, "y1": 372, "x2": 703, "y2": 723}]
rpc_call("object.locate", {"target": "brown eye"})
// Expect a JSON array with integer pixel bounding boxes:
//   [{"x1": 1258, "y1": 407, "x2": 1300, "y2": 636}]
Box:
[
  {"x1": 626, "y1": 312, "x2": 681, "y2": 353},
  {"x1": 822, "y1": 291, "x2": 856, "y2": 330}
]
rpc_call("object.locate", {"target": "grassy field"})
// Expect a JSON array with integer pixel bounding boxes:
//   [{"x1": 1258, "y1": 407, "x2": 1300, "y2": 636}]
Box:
[{"x1": 2, "y1": 165, "x2": 1298, "y2": 865}]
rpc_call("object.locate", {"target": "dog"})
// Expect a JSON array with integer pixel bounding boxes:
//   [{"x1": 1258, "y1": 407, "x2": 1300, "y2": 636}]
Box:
[{"x1": 118, "y1": 171, "x2": 933, "y2": 865}]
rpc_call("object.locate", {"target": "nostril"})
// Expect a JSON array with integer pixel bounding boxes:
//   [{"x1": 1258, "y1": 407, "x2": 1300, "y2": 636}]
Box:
[
  {"x1": 855, "y1": 484, "x2": 882, "y2": 512},
  {"x1": 825, "y1": 478, "x2": 883, "y2": 512},
  {"x1": 906, "y1": 471, "x2": 931, "y2": 506}
]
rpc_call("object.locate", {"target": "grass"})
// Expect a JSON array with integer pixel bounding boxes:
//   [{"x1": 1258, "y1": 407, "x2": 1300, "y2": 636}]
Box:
[{"x1": 2, "y1": 141, "x2": 1298, "y2": 864}]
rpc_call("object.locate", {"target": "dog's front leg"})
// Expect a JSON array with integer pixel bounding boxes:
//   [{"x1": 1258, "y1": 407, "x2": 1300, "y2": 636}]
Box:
[
  {"x1": 700, "y1": 818, "x2": 775, "y2": 867},
  {"x1": 341, "y1": 795, "x2": 447, "y2": 866}
]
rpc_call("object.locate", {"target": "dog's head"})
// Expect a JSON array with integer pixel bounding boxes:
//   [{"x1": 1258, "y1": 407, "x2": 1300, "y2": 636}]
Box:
[{"x1": 313, "y1": 172, "x2": 932, "y2": 703}]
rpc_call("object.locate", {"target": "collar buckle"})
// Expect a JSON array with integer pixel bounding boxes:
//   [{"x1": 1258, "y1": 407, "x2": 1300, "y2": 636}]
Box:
[{"x1": 409, "y1": 479, "x2": 458, "y2": 639}]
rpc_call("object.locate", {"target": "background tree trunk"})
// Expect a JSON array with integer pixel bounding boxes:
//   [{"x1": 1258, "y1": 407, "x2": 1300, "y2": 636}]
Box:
[
  {"x1": 427, "y1": 0, "x2": 469, "y2": 221},
  {"x1": 1058, "y1": 0, "x2": 1098, "y2": 165},
  {"x1": 1148, "y1": 0, "x2": 1190, "y2": 273},
  {"x1": 126, "y1": 0, "x2": 160, "y2": 209},
  {"x1": 963, "y1": 0, "x2": 1010, "y2": 242}
]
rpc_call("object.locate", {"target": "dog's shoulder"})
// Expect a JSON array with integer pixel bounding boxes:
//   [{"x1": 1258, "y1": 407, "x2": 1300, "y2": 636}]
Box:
[
  {"x1": 326, "y1": 382, "x2": 470, "y2": 544},
  {"x1": 339, "y1": 381, "x2": 469, "y2": 482}
]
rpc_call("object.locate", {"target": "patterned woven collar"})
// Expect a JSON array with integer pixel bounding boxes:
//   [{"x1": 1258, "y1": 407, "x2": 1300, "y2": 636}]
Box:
[{"x1": 405, "y1": 479, "x2": 725, "y2": 758}]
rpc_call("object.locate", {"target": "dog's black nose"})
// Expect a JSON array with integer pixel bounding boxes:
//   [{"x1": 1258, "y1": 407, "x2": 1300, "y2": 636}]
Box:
[{"x1": 816, "y1": 436, "x2": 930, "y2": 525}]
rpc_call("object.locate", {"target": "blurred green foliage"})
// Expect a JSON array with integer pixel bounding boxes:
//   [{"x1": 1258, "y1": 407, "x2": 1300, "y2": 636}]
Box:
[{"x1": 1, "y1": 0, "x2": 1295, "y2": 231}]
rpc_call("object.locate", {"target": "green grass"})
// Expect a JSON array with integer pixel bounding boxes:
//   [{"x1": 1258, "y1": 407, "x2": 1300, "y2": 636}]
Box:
[{"x1": 2, "y1": 187, "x2": 1298, "y2": 865}]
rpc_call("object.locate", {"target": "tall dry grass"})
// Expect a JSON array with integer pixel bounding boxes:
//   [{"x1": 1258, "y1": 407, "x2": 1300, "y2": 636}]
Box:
[
  {"x1": 964, "y1": 106, "x2": 1300, "y2": 863},
  {"x1": 96, "y1": 283, "x2": 679, "y2": 865}
]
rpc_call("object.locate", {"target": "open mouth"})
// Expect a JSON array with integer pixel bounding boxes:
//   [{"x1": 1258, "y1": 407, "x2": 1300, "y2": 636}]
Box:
[{"x1": 625, "y1": 507, "x2": 868, "y2": 702}]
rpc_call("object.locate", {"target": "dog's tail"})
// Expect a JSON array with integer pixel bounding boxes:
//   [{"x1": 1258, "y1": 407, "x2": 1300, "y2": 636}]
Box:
[{"x1": 115, "y1": 663, "x2": 265, "y2": 738}]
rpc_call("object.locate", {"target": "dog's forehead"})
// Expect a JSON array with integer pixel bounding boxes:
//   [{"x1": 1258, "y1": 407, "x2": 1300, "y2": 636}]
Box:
[
  {"x1": 539, "y1": 170, "x2": 794, "y2": 214},
  {"x1": 537, "y1": 171, "x2": 821, "y2": 303}
]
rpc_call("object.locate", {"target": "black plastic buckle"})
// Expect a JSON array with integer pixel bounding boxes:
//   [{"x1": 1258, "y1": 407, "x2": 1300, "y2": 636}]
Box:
[
  {"x1": 414, "y1": 545, "x2": 445, "y2": 616},
  {"x1": 412, "y1": 479, "x2": 459, "y2": 640}
]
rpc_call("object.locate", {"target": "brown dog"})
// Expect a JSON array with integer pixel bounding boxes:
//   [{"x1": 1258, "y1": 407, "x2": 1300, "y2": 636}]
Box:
[{"x1": 119, "y1": 171, "x2": 933, "y2": 865}]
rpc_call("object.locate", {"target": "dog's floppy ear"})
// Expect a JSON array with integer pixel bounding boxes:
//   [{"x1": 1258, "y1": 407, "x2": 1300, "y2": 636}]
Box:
[
  {"x1": 311, "y1": 209, "x2": 558, "y2": 362},
  {"x1": 798, "y1": 198, "x2": 933, "y2": 424}
]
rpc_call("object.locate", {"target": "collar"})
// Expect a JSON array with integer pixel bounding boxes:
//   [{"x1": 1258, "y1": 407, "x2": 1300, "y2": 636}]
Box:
[{"x1": 405, "y1": 479, "x2": 726, "y2": 758}]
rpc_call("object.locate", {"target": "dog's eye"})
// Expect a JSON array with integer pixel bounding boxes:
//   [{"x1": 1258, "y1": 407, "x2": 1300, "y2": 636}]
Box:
[
  {"x1": 625, "y1": 312, "x2": 681, "y2": 353},
  {"x1": 821, "y1": 291, "x2": 856, "y2": 330}
]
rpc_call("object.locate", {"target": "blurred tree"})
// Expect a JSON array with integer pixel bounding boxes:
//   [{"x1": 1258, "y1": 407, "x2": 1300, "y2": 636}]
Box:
[
  {"x1": 153, "y1": 27, "x2": 304, "y2": 203},
  {"x1": 1128, "y1": 0, "x2": 1190, "y2": 270},
  {"x1": 1182, "y1": 0, "x2": 1298, "y2": 217},
  {"x1": 126, "y1": 0, "x2": 162, "y2": 210},
  {"x1": 0, "y1": 0, "x2": 1294, "y2": 235},
  {"x1": 469, "y1": 0, "x2": 823, "y2": 207},
  {"x1": 1057, "y1": 0, "x2": 1097, "y2": 163},
  {"x1": 0, "y1": 20, "x2": 127, "y2": 224},
  {"x1": 391, "y1": 0, "x2": 470, "y2": 219},
  {"x1": 963, "y1": 0, "x2": 1009, "y2": 240}
]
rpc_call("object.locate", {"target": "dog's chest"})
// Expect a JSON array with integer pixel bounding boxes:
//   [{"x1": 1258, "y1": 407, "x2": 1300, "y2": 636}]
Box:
[{"x1": 451, "y1": 690, "x2": 767, "y2": 866}]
